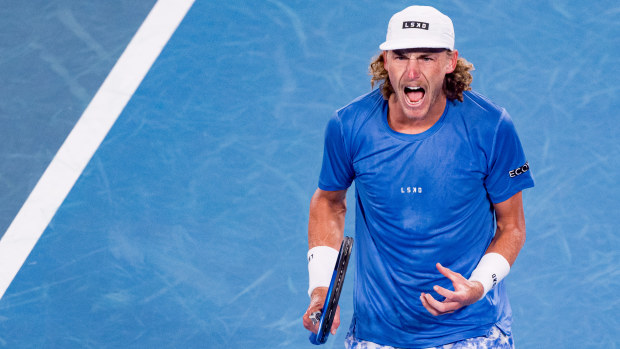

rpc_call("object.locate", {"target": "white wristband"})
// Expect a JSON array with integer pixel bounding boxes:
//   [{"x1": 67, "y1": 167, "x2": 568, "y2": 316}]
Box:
[
  {"x1": 307, "y1": 246, "x2": 339, "y2": 297},
  {"x1": 468, "y1": 252, "x2": 511, "y2": 300}
]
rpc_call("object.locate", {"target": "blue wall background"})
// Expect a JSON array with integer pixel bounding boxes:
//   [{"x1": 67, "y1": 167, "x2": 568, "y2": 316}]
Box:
[{"x1": 0, "y1": 1, "x2": 618, "y2": 347}]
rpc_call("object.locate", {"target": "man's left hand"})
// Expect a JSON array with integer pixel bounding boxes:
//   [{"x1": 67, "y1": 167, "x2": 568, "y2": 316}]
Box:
[{"x1": 420, "y1": 263, "x2": 484, "y2": 316}]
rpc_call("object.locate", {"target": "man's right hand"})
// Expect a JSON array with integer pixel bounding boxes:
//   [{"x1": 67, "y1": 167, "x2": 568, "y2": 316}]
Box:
[{"x1": 302, "y1": 287, "x2": 341, "y2": 335}]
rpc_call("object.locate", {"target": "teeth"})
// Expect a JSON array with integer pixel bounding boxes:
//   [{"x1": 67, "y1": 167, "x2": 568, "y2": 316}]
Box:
[{"x1": 404, "y1": 86, "x2": 424, "y2": 92}]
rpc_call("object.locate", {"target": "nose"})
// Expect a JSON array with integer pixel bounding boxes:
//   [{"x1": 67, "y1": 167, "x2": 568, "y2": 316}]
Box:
[{"x1": 406, "y1": 60, "x2": 420, "y2": 80}]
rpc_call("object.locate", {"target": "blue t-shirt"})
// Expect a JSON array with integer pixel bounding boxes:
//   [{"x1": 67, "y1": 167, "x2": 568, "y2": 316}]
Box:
[{"x1": 318, "y1": 89, "x2": 534, "y2": 348}]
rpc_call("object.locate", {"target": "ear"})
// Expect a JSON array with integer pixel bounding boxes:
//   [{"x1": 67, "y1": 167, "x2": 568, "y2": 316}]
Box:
[
  {"x1": 446, "y1": 50, "x2": 458, "y2": 74},
  {"x1": 382, "y1": 51, "x2": 389, "y2": 70}
]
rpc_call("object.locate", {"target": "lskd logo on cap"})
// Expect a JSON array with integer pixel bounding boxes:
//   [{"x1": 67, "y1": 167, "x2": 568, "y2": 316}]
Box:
[{"x1": 402, "y1": 21, "x2": 429, "y2": 30}]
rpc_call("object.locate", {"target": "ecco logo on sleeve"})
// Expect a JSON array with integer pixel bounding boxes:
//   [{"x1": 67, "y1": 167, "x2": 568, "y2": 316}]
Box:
[{"x1": 509, "y1": 162, "x2": 530, "y2": 178}]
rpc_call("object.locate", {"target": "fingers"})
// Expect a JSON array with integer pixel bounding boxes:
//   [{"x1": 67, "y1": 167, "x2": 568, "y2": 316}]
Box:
[
  {"x1": 436, "y1": 263, "x2": 463, "y2": 283},
  {"x1": 302, "y1": 308, "x2": 320, "y2": 333},
  {"x1": 434, "y1": 263, "x2": 472, "y2": 302},
  {"x1": 421, "y1": 263, "x2": 482, "y2": 316},
  {"x1": 302, "y1": 304, "x2": 341, "y2": 335},
  {"x1": 420, "y1": 292, "x2": 459, "y2": 316},
  {"x1": 435, "y1": 264, "x2": 485, "y2": 306},
  {"x1": 433, "y1": 284, "x2": 456, "y2": 300},
  {"x1": 303, "y1": 287, "x2": 342, "y2": 336},
  {"x1": 330, "y1": 305, "x2": 341, "y2": 335},
  {"x1": 420, "y1": 292, "x2": 441, "y2": 316},
  {"x1": 302, "y1": 287, "x2": 328, "y2": 333}
]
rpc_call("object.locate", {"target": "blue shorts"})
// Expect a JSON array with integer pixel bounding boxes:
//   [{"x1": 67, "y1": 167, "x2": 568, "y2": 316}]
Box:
[{"x1": 344, "y1": 324, "x2": 514, "y2": 349}]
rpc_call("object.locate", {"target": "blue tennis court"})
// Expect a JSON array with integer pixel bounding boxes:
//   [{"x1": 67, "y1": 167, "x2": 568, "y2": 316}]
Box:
[{"x1": 0, "y1": 0, "x2": 618, "y2": 347}]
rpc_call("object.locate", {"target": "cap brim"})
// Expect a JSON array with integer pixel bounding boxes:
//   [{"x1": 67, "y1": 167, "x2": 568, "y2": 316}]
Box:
[{"x1": 379, "y1": 40, "x2": 453, "y2": 51}]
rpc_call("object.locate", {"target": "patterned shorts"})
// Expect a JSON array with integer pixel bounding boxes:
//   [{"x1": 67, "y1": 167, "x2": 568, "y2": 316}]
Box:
[{"x1": 344, "y1": 324, "x2": 514, "y2": 349}]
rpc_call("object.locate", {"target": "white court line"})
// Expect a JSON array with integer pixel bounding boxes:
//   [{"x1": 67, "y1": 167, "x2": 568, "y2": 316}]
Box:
[{"x1": 0, "y1": 0, "x2": 195, "y2": 300}]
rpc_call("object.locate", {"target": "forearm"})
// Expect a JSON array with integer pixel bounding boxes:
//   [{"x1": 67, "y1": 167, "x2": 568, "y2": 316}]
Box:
[
  {"x1": 485, "y1": 224, "x2": 525, "y2": 266},
  {"x1": 308, "y1": 189, "x2": 347, "y2": 250},
  {"x1": 466, "y1": 192, "x2": 526, "y2": 300},
  {"x1": 485, "y1": 192, "x2": 526, "y2": 266},
  {"x1": 306, "y1": 188, "x2": 347, "y2": 298}
]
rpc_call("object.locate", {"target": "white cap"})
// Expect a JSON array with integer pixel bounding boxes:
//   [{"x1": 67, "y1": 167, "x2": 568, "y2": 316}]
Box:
[{"x1": 379, "y1": 6, "x2": 454, "y2": 51}]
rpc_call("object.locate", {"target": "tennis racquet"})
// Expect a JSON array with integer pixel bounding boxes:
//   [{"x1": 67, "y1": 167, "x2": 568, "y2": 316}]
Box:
[{"x1": 309, "y1": 236, "x2": 354, "y2": 345}]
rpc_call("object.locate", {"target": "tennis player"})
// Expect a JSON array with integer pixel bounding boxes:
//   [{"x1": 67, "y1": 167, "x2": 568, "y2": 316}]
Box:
[{"x1": 302, "y1": 5, "x2": 534, "y2": 348}]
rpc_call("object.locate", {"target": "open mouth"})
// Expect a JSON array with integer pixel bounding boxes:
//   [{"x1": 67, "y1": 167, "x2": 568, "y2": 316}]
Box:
[{"x1": 404, "y1": 86, "x2": 425, "y2": 104}]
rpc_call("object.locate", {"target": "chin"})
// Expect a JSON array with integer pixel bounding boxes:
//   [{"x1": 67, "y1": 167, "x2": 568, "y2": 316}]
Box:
[{"x1": 402, "y1": 101, "x2": 430, "y2": 119}]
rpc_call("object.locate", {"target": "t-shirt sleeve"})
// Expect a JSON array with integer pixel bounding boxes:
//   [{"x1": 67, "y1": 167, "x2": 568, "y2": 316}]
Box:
[
  {"x1": 318, "y1": 114, "x2": 355, "y2": 191},
  {"x1": 484, "y1": 110, "x2": 535, "y2": 203}
]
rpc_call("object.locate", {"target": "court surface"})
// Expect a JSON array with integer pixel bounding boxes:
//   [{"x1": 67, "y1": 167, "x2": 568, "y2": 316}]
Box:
[{"x1": 0, "y1": 0, "x2": 618, "y2": 347}]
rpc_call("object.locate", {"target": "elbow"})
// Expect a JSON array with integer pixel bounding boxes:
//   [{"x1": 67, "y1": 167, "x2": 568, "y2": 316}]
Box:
[{"x1": 310, "y1": 189, "x2": 347, "y2": 213}]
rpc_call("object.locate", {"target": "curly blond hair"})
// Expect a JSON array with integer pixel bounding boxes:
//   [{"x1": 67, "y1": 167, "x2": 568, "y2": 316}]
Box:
[{"x1": 369, "y1": 51, "x2": 474, "y2": 102}]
